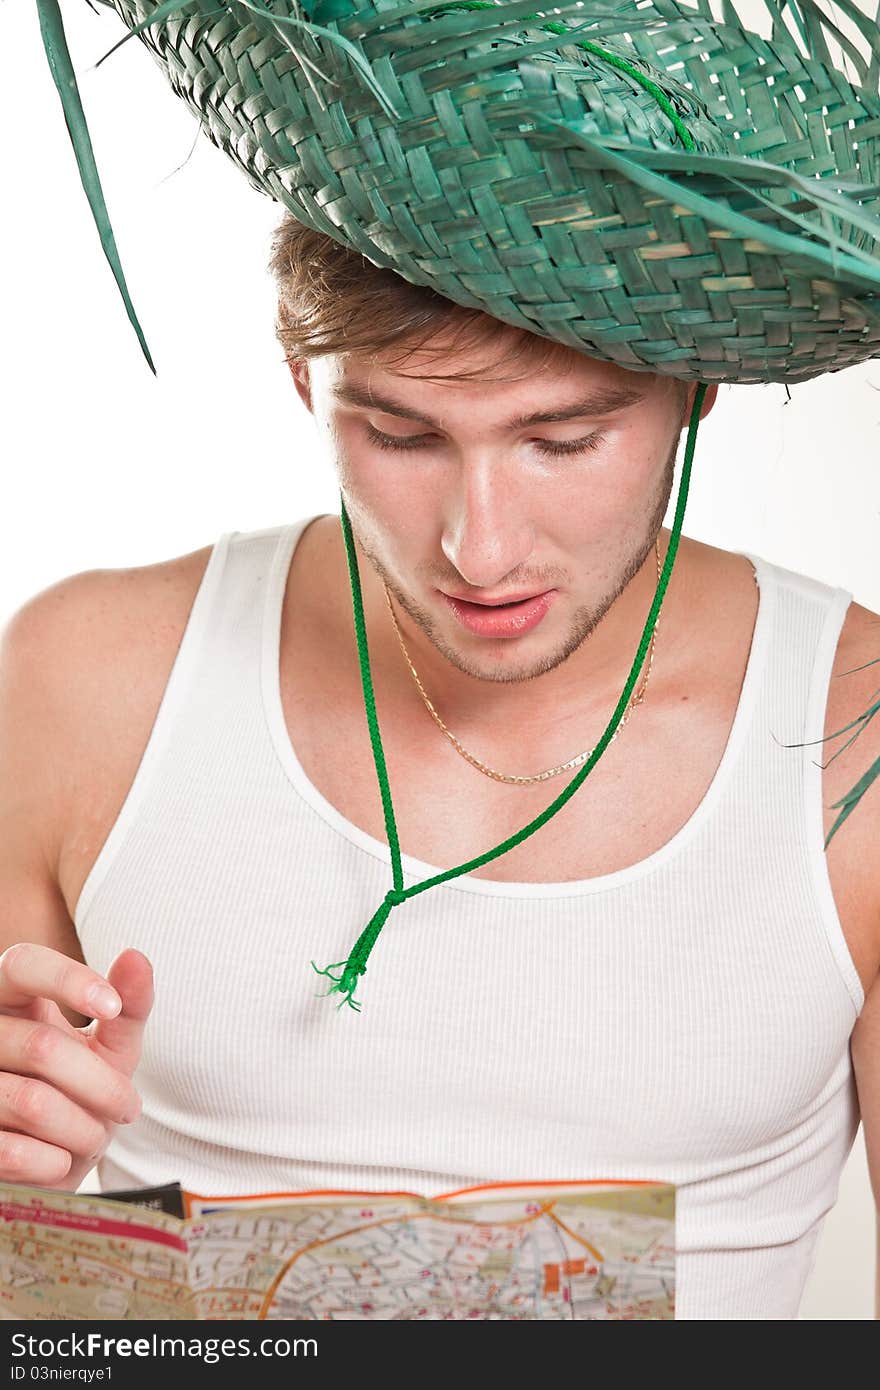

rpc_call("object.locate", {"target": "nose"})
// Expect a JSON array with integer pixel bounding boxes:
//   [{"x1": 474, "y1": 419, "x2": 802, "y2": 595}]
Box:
[{"x1": 440, "y1": 466, "x2": 536, "y2": 592}]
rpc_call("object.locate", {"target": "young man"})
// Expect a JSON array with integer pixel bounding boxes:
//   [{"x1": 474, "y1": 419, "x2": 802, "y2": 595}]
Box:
[{"x1": 0, "y1": 224, "x2": 878, "y2": 1316}]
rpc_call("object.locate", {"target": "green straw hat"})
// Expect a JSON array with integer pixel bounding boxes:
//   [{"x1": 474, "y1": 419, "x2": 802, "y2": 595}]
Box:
[{"x1": 35, "y1": 0, "x2": 880, "y2": 1008}]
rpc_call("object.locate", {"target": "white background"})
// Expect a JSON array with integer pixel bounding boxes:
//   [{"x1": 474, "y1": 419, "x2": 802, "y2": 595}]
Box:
[{"x1": 2, "y1": 0, "x2": 877, "y2": 1317}]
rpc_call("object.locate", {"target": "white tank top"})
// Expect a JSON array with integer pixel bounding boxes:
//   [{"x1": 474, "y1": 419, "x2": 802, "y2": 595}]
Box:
[{"x1": 75, "y1": 515, "x2": 864, "y2": 1320}]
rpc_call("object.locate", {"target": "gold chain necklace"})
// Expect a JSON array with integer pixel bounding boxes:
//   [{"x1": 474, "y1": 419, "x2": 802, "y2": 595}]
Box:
[{"x1": 381, "y1": 537, "x2": 663, "y2": 785}]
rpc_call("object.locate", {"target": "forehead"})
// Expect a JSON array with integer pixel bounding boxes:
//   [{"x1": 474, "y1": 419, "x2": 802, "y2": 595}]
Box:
[{"x1": 320, "y1": 350, "x2": 658, "y2": 425}]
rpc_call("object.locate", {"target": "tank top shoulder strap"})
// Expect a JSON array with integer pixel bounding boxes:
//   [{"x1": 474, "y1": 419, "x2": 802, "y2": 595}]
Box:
[
  {"x1": 738, "y1": 550, "x2": 852, "y2": 747},
  {"x1": 744, "y1": 551, "x2": 853, "y2": 755},
  {"x1": 73, "y1": 522, "x2": 291, "y2": 930},
  {"x1": 155, "y1": 516, "x2": 325, "y2": 726},
  {"x1": 740, "y1": 549, "x2": 861, "y2": 1015}
]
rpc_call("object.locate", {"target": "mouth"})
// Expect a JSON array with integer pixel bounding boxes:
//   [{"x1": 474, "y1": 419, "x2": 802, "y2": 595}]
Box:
[{"x1": 439, "y1": 589, "x2": 557, "y2": 638}]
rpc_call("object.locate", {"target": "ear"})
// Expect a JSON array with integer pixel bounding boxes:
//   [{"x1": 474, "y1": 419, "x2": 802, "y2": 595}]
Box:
[
  {"x1": 286, "y1": 357, "x2": 313, "y2": 414},
  {"x1": 697, "y1": 383, "x2": 719, "y2": 420},
  {"x1": 678, "y1": 381, "x2": 719, "y2": 429}
]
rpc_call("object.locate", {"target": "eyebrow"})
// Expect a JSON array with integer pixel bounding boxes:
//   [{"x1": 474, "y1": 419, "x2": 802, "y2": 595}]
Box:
[{"x1": 330, "y1": 381, "x2": 647, "y2": 430}]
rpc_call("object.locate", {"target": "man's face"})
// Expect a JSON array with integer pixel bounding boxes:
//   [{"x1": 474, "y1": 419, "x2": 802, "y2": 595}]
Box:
[{"x1": 293, "y1": 339, "x2": 700, "y2": 687}]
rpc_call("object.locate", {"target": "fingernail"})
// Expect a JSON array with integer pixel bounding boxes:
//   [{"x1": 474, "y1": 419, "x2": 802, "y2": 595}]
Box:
[{"x1": 88, "y1": 985, "x2": 121, "y2": 1017}]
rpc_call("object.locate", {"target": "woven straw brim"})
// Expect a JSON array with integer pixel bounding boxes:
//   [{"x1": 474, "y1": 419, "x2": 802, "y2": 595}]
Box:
[{"x1": 83, "y1": 0, "x2": 880, "y2": 381}]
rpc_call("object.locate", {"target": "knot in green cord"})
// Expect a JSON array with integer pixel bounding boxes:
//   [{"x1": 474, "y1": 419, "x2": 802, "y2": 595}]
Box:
[{"x1": 311, "y1": 886, "x2": 407, "y2": 1011}]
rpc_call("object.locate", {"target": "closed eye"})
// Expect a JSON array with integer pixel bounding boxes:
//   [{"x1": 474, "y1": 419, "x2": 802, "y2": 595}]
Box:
[{"x1": 365, "y1": 424, "x2": 606, "y2": 457}]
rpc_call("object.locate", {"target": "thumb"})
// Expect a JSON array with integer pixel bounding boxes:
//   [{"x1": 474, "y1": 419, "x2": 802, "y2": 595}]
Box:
[{"x1": 89, "y1": 948, "x2": 154, "y2": 1078}]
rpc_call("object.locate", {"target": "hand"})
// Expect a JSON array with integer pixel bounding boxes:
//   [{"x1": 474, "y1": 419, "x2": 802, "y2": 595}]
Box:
[{"x1": 0, "y1": 944, "x2": 154, "y2": 1191}]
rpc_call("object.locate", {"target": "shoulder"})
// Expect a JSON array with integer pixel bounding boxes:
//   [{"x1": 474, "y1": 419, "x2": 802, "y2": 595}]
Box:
[
  {"x1": 835, "y1": 595, "x2": 880, "y2": 666},
  {"x1": 1, "y1": 540, "x2": 216, "y2": 695},
  {"x1": 0, "y1": 540, "x2": 216, "y2": 867}
]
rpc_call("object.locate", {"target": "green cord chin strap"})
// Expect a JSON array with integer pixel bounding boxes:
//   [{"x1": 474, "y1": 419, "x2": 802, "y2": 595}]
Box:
[
  {"x1": 310, "y1": 10, "x2": 705, "y2": 1012},
  {"x1": 312, "y1": 382, "x2": 707, "y2": 1010}
]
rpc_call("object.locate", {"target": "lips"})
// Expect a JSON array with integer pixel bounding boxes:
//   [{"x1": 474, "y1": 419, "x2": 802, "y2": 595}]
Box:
[{"x1": 440, "y1": 589, "x2": 556, "y2": 637}]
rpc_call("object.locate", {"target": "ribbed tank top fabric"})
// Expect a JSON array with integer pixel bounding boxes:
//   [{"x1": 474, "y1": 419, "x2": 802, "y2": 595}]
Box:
[{"x1": 74, "y1": 515, "x2": 864, "y2": 1321}]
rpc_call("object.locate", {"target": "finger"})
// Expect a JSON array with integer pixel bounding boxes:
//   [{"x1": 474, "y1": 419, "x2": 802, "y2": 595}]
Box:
[
  {"x1": 89, "y1": 949, "x2": 154, "y2": 1080},
  {"x1": 0, "y1": 943, "x2": 121, "y2": 1020},
  {"x1": 0, "y1": 1073, "x2": 106, "y2": 1162},
  {"x1": 14, "y1": 995, "x2": 89, "y2": 1038},
  {"x1": 0, "y1": 1014, "x2": 140, "y2": 1127},
  {"x1": 0, "y1": 1129, "x2": 73, "y2": 1187}
]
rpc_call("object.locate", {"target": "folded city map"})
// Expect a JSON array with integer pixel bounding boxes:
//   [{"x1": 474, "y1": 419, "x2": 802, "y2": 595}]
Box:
[{"x1": 0, "y1": 1178, "x2": 675, "y2": 1320}]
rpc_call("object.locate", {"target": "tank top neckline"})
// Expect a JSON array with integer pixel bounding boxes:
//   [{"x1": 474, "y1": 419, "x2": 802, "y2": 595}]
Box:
[{"x1": 260, "y1": 516, "x2": 775, "y2": 899}]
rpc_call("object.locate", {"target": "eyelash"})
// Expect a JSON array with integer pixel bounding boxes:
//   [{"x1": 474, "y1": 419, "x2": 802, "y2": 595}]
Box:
[{"x1": 365, "y1": 424, "x2": 606, "y2": 457}]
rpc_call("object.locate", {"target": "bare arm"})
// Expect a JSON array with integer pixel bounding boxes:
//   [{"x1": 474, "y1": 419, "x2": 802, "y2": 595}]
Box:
[
  {"x1": 838, "y1": 604, "x2": 880, "y2": 1318},
  {"x1": 851, "y1": 981, "x2": 880, "y2": 1318},
  {"x1": 0, "y1": 577, "x2": 153, "y2": 1189},
  {"x1": 0, "y1": 581, "x2": 92, "y2": 1021}
]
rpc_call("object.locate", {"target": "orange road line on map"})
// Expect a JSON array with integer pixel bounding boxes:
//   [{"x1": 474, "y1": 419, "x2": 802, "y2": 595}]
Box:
[
  {"x1": 255, "y1": 1204, "x2": 556, "y2": 1319},
  {"x1": 184, "y1": 1179, "x2": 661, "y2": 1216}
]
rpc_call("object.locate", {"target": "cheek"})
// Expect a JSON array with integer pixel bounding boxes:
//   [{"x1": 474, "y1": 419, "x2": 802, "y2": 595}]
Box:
[
  {"x1": 328, "y1": 424, "x2": 418, "y2": 506},
  {"x1": 604, "y1": 425, "x2": 670, "y2": 508},
  {"x1": 328, "y1": 442, "x2": 428, "y2": 561},
  {"x1": 553, "y1": 439, "x2": 651, "y2": 528}
]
